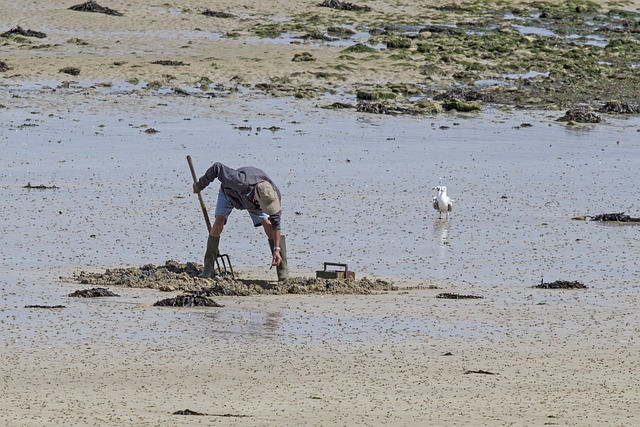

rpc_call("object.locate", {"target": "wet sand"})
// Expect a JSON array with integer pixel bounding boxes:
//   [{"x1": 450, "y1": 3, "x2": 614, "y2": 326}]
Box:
[{"x1": 2, "y1": 1, "x2": 640, "y2": 426}]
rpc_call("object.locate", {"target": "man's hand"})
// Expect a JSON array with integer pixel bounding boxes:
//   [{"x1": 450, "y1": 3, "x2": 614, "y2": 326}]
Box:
[
  {"x1": 271, "y1": 250, "x2": 282, "y2": 267},
  {"x1": 192, "y1": 182, "x2": 200, "y2": 193}
]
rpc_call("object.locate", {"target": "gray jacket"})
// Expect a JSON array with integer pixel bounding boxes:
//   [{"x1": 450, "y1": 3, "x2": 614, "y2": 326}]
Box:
[{"x1": 196, "y1": 162, "x2": 282, "y2": 230}]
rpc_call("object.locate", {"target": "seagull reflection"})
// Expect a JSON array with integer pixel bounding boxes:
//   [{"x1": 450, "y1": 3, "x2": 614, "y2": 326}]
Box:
[{"x1": 433, "y1": 219, "x2": 452, "y2": 272}]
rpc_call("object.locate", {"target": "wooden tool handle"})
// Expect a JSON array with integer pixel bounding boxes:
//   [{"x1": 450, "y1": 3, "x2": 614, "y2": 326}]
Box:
[{"x1": 187, "y1": 155, "x2": 212, "y2": 232}]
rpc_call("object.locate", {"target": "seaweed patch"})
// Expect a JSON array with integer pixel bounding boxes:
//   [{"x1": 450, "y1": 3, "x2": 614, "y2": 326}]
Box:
[
  {"x1": 1, "y1": 26, "x2": 47, "y2": 39},
  {"x1": 172, "y1": 409, "x2": 249, "y2": 417},
  {"x1": 534, "y1": 280, "x2": 587, "y2": 289},
  {"x1": 151, "y1": 60, "x2": 189, "y2": 66},
  {"x1": 23, "y1": 183, "x2": 59, "y2": 190},
  {"x1": 173, "y1": 409, "x2": 206, "y2": 416},
  {"x1": 153, "y1": 295, "x2": 223, "y2": 307},
  {"x1": 68, "y1": 287, "x2": 120, "y2": 298},
  {"x1": 356, "y1": 101, "x2": 422, "y2": 116},
  {"x1": 202, "y1": 10, "x2": 235, "y2": 18},
  {"x1": 68, "y1": 1, "x2": 123, "y2": 16},
  {"x1": 24, "y1": 305, "x2": 66, "y2": 309},
  {"x1": 318, "y1": 0, "x2": 372, "y2": 12},
  {"x1": 573, "y1": 212, "x2": 640, "y2": 222},
  {"x1": 598, "y1": 101, "x2": 640, "y2": 114},
  {"x1": 436, "y1": 293, "x2": 484, "y2": 299},
  {"x1": 557, "y1": 107, "x2": 603, "y2": 123},
  {"x1": 464, "y1": 370, "x2": 496, "y2": 375},
  {"x1": 591, "y1": 212, "x2": 640, "y2": 222}
]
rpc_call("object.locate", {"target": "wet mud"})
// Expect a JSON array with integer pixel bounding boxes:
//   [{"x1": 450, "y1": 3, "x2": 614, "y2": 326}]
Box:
[{"x1": 73, "y1": 260, "x2": 398, "y2": 295}]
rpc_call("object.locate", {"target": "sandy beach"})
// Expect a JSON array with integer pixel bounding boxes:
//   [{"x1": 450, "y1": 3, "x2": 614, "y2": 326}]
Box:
[{"x1": 2, "y1": 1, "x2": 640, "y2": 426}]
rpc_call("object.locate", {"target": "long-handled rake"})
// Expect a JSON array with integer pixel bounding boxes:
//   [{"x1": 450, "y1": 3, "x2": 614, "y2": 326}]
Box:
[{"x1": 187, "y1": 155, "x2": 235, "y2": 278}]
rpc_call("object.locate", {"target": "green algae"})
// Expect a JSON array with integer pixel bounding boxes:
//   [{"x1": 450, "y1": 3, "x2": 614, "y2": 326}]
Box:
[
  {"x1": 442, "y1": 99, "x2": 481, "y2": 111},
  {"x1": 342, "y1": 43, "x2": 377, "y2": 53}
]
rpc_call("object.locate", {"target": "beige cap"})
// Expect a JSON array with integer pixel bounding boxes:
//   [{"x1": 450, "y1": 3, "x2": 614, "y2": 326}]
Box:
[{"x1": 255, "y1": 181, "x2": 280, "y2": 215}]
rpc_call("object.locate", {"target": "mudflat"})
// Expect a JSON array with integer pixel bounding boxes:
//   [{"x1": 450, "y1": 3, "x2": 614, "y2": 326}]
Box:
[{"x1": 2, "y1": 1, "x2": 640, "y2": 426}]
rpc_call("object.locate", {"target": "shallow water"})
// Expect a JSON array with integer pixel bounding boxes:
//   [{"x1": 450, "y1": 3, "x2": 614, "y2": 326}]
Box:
[
  {"x1": 2, "y1": 89, "x2": 640, "y2": 289},
  {"x1": 2, "y1": 88, "x2": 640, "y2": 345}
]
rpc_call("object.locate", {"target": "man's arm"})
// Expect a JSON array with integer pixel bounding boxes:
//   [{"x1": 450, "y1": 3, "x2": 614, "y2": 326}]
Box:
[
  {"x1": 195, "y1": 162, "x2": 247, "y2": 192},
  {"x1": 194, "y1": 162, "x2": 222, "y2": 191},
  {"x1": 271, "y1": 228, "x2": 282, "y2": 266}
]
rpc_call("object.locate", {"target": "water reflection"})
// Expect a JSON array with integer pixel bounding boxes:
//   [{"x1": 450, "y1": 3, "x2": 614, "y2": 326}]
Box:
[
  {"x1": 203, "y1": 310, "x2": 282, "y2": 338},
  {"x1": 433, "y1": 219, "x2": 452, "y2": 280}
]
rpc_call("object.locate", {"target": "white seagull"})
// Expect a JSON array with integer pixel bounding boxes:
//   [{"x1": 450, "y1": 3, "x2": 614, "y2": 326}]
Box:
[{"x1": 433, "y1": 186, "x2": 453, "y2": 219}]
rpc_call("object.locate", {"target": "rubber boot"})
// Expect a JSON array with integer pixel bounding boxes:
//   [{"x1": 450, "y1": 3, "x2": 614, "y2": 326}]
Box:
[
  {"x1": 269, "y1": 235, "x2": 289, "y2": 281},
  {"x1": 199, "y1": 236, "x2": 219, "y2": 278}
]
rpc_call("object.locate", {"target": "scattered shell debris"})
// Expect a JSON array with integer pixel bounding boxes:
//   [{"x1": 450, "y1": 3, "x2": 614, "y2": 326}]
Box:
[{"x1": 72, "y1": 260, "x2": 398, "y2": 295}]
